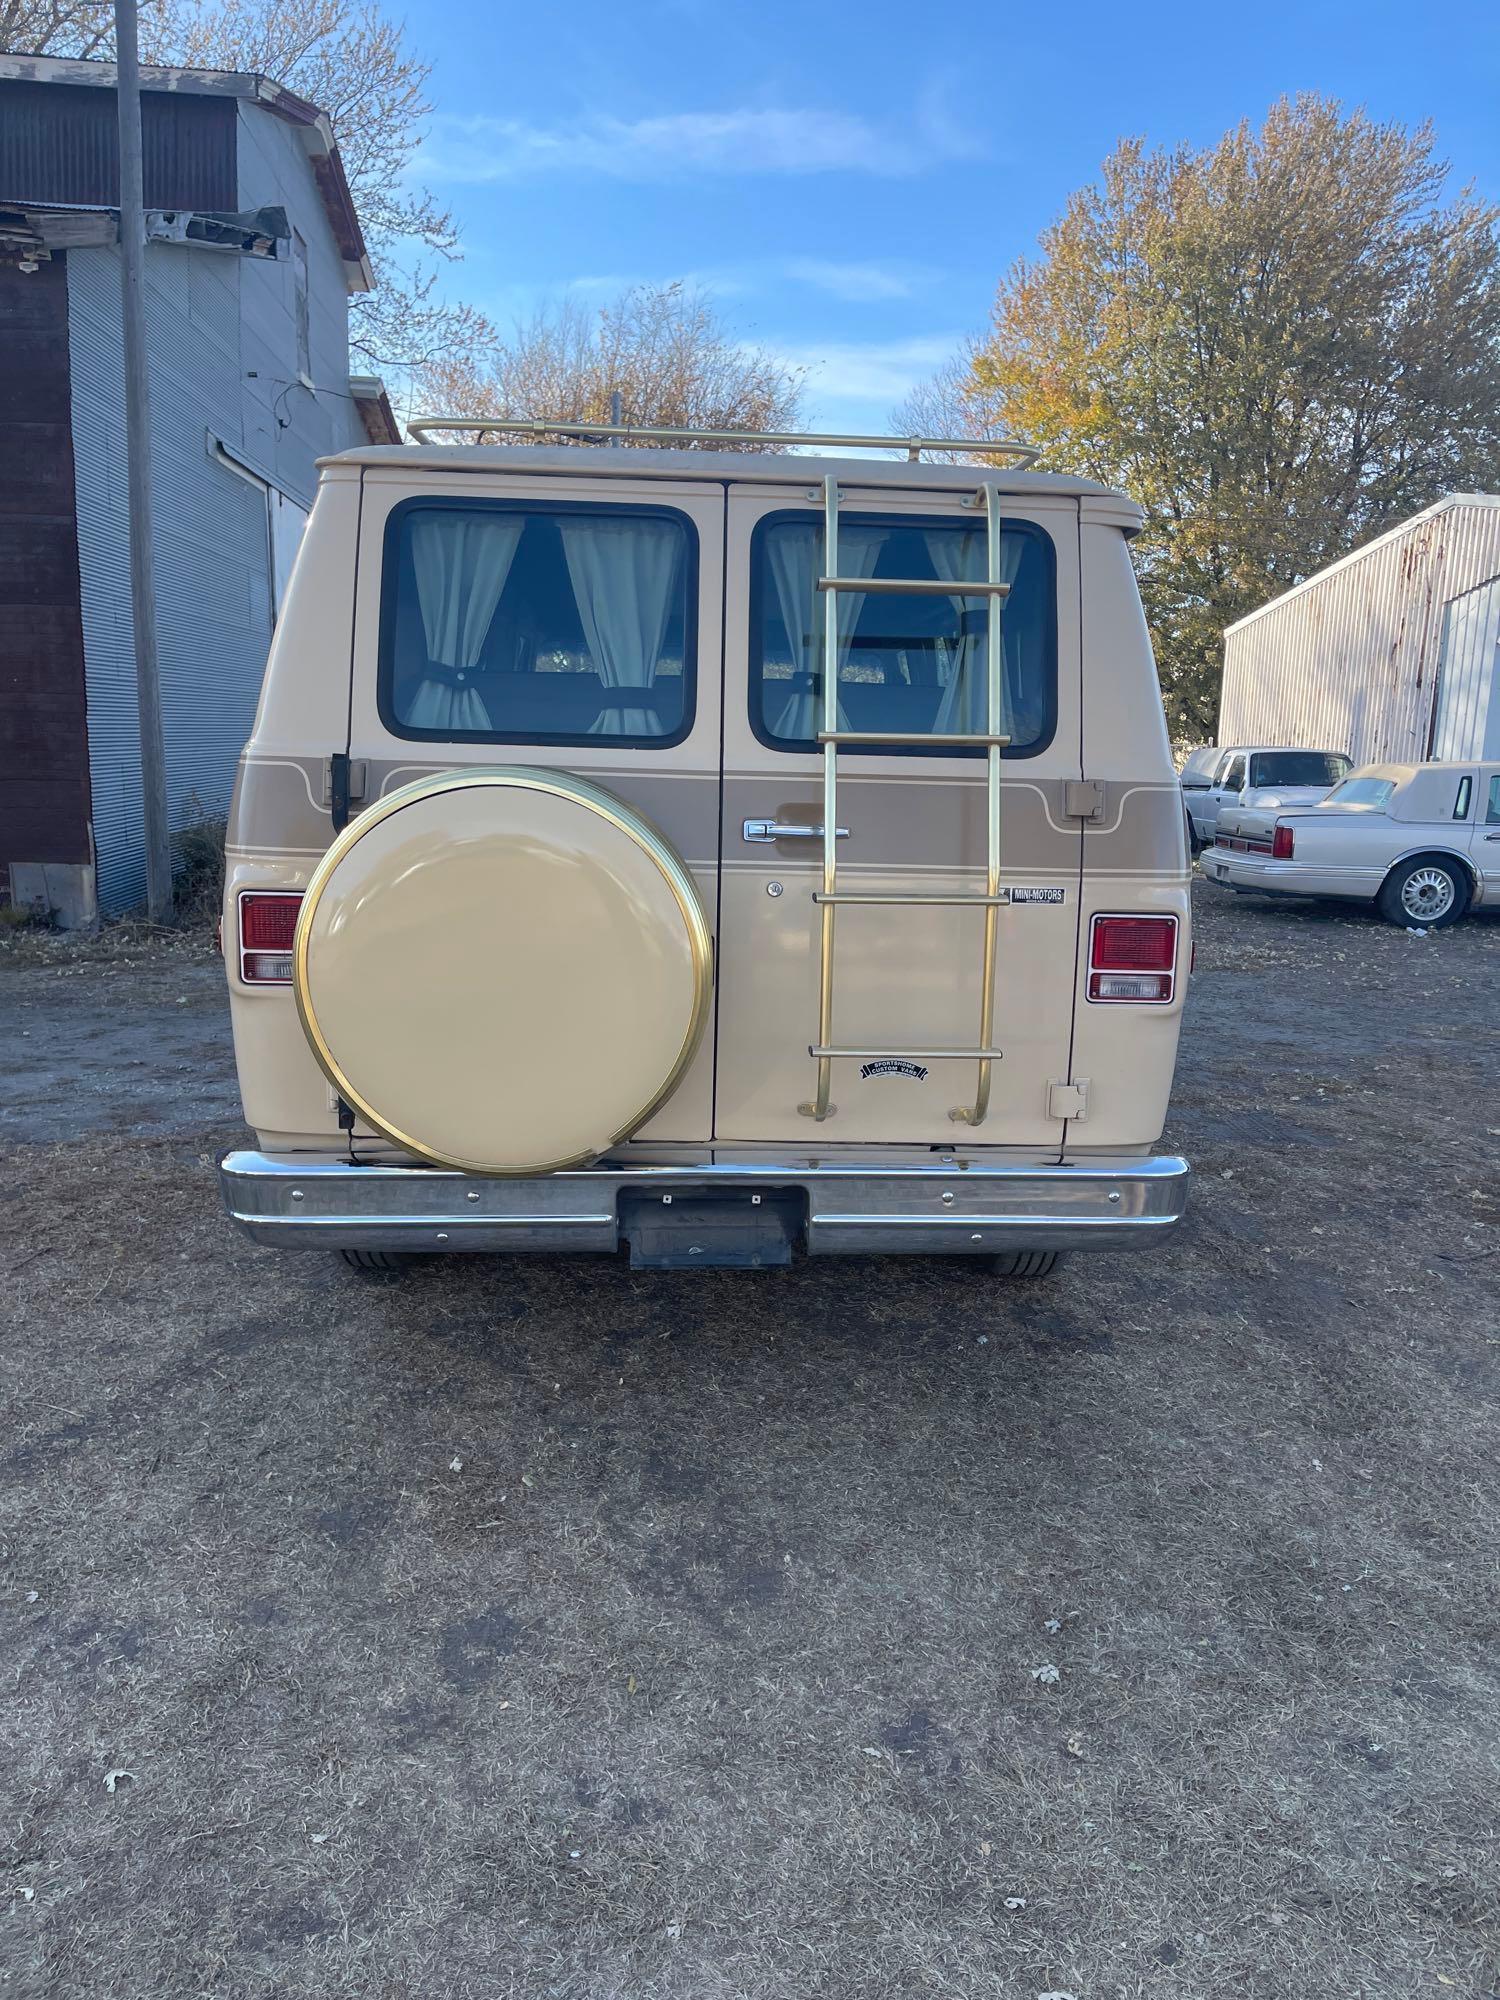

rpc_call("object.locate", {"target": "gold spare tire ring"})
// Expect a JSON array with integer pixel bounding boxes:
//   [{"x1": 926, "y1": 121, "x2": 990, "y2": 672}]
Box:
[{"x1": 292, "y1": 767, "x2": 713, "y2": 1175}]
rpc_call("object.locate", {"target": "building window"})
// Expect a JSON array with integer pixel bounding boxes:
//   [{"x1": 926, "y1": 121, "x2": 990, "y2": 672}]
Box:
[{"x1": 379, "y1": 499, "x2": 697, "y2": 746}]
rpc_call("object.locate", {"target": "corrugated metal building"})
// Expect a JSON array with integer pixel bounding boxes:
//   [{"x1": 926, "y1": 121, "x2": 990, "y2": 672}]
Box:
[
  {"x1": 0, "y1": 55, "x2": 400, "y2": 923},
  {"x1": 1219, "y1": 495, "x2": 1500, "y2": 768}
]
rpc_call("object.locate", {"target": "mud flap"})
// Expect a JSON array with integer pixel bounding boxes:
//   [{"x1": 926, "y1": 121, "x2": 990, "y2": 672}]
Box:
[{"x1": 618, "y1": 1190, "x2": 804, "y2": 1269}]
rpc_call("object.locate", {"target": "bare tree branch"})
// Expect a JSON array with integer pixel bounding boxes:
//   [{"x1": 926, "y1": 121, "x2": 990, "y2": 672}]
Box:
[
  {"x1": 3, "y1": 0, "x2": 486, "y2": 373},
  {"x1": 420, "y1": 284, "x2": 807, "y2": 446}
]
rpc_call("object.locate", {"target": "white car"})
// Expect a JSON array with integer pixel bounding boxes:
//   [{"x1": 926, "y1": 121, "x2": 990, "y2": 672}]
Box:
[
  {"x1": 1180, "y1": 745, "x2": 1351, "y2": 853},
  {"x1": 1203, "y1": 762, "x2": 1500, "y2": 928}
]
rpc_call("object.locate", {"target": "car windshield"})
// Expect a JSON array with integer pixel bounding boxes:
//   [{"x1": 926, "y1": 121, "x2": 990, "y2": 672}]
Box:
[
  {"x1": 1249, "y1": 751, "x2": 1351, "y2": 788},
  {"x1": 1327, "y1": 776, "x2": 1396, "y2": 807}
]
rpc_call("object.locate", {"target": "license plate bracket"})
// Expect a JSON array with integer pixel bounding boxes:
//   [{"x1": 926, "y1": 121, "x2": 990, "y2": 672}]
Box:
[{"x1": 618, "y1": 1190, "x2": 805, "y2": 1269}]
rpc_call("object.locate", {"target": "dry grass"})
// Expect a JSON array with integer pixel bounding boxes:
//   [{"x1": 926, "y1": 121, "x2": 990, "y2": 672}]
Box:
[
  {"x1": 169, "y1": 812, "x2": 228, "y2": 931},
  {"x1": 1, "y1": 883, "x2": 1497, "y2": 1999}
]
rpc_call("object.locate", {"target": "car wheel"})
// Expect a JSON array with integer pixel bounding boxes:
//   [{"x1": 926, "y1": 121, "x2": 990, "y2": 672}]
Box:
[
  {"x1": 989, "y1": 1249, "x2": 1062, "y2": 1278},
  {"x1": 339, "y1": 1248, "x2": 418, "y2": 1272},
  {"x1": 1377, "y1": 855, "x2": 1471, "y2": 930}
]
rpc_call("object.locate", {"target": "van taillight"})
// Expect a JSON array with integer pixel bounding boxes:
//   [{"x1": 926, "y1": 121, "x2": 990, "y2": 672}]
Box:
[
  {"x1": 239, "y1": 892, "x2": 302, "y2": 984},
  {"x1": 1088, "y1": 914, "x2": 1177, "y2": 1002},
  {"x1": 1272, "y1": 823, "x2": 1295, "y2": 860}
]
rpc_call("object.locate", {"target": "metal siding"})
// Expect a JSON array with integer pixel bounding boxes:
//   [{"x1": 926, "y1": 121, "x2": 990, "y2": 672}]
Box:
[
  {"x1": 68, "y1": 248, "x2": 138, "y2": 911},
  {"x1": 1219, "y1": 500, "x2": 1500, "y2": 764},
  {"x1": 69, "y1": 241, "x2": 274, "y2": 914},
  {"x1": 59, "y1": 95, "x2": 362, "y2": 914},
  {"x1": 0, "y1": 79, "x2": 236, "y2": 210},
  {"x1": 233, "y1": 101, "x2": 366, "y2": 494},
  {"x1": 1431, "y1": 576, "x2": 1500, "y2": 760}
]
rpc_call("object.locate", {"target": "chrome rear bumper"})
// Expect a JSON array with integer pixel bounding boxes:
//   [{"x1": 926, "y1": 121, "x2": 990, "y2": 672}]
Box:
[{"x1": 220, "y1": 1150, "x2": 1190, "y2": 1256}]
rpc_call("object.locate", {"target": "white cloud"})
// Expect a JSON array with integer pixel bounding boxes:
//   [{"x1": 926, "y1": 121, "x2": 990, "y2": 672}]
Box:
[
  {"x1": 773, "y1": 334, "x2": 969, "y2": 410},
  {"x1": 418, "y1": 104, "x2": 975, "y2": 184},
  {"x1": 563, "y1": 266, "x2": 758, "y2": 301},
  {"x1": 783, "y1": 259, "x2": 931, "y2": 302},
  {"x1": 461, "y1": 261, "x2": 939, "y2": 331}
]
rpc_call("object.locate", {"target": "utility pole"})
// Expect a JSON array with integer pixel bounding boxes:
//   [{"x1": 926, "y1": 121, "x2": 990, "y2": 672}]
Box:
[{"x1": 115, "y1": 0, "x2": 173, "y2": 921}]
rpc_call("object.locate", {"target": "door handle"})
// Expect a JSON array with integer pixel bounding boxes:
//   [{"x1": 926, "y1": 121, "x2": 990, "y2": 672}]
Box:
[
  {"x1": 1485, "y1": 831, "x2": 1500, "y2": 841},
  {"x1": 743, "y1": 819, "x2": 850, "y2": 843}
]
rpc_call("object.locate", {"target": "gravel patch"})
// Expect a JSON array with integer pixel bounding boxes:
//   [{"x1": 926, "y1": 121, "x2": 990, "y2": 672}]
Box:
[{"x1": 2, "y1": 883, "x2": 1497, "y2": 1998}]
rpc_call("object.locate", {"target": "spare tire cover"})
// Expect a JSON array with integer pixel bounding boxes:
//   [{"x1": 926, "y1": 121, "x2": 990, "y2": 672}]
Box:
[{"x1": 294, "y1": 768, "x2": 712, "y2": 1175}]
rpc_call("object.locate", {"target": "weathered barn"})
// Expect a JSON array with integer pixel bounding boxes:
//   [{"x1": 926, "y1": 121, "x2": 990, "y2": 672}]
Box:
[
  {"x1": 1219, "y1": 495, "x2": 1500, "y2": 767},
  {"x1": 0, "y1": 54, "x2": 399, "y2": 924}
]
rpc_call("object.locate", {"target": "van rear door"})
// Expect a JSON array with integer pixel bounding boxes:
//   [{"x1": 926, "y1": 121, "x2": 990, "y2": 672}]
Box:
[
  {"x1": 345, "y1": 462, "x2": 725, "y2": 1147},
  {"x1": 714, "y1": 480, "x2": 1084, "y2": 1151}
]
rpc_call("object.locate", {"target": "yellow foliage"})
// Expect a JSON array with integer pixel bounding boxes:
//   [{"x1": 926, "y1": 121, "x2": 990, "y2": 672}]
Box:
[{"x1": 967, "y1": 98, "x2": 1500, "y2": 736}]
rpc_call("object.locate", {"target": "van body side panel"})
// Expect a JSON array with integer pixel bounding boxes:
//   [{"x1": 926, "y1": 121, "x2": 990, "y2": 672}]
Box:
[
  {"x1": 240, "y1": 467, "x2": 362, "y2": 757},
  {"x1": 1065, "y1": 522, "x2": 1190, "y2": 1155},
  {"x1": 224, "y1": 470, "x2": 364, "y2": 1150},
  {"x1": 713, "y1": 487, "x2": 1083, "y2": 1151}
]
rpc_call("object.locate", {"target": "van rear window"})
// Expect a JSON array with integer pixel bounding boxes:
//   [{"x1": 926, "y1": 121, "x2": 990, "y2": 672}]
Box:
[
  {"x1": 748, "y1": 512, "x2": 1056, "y2": 756},
  {"x1": 379, "y1": 499, "x2": 696, "y2": 746},
  {"x1": 1327, "y1": 777, "x2": 1396, "y2": 807}
]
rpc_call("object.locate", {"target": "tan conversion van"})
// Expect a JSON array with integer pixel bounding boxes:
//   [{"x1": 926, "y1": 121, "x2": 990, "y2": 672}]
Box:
[{"x1": 219, "y1": 422, "x2": 1190, "y2": 1272}]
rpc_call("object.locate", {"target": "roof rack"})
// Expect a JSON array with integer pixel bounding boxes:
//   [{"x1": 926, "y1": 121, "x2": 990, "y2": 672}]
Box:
[{"x1": 402, "y1": 415, "x2": 1040, "y2": 465}]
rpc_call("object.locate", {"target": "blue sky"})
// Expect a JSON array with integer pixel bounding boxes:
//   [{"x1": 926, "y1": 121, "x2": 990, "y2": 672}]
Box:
[{"x1": 406, "y1": 0, "x2": 1500, "y2": 433}]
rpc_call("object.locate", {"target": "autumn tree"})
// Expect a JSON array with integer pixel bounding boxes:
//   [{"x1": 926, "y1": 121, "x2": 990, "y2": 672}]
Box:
[
  {"x1": 889, "y1": 341, "x2": 1010, "y2": 461},
  {"x1": 3, "y1": 0, "x2": 485, "y2": 372},
  {"x1": 419, "y1": 283, "x2": 807, "y2": 446},
  {"x1": 945, "y1": 97, "x2": 1500, "y2": 735}
]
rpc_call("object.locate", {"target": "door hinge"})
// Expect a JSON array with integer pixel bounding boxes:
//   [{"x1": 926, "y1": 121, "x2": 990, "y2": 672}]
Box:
[
  {"x1": 323, "y1": 754, "x2": 367, "y2": 832},
  {"x1": 1065, "y1": 779, "x2": 1107, "y2": 822},
  {"x1": 1048, "y1": 1078, "x2": 1090, "y2": 1122}
]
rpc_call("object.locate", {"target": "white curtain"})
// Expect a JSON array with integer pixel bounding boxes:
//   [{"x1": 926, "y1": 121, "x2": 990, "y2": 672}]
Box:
[
  {"x1": 769, "y1": 523, "x2": 884, "y2": 740},
  {"x1": 931, "y1": 528, "x2": 1024, "y2": 736},
  {"x1": 560, "y1": 517, "x2": 681, "y2": 736},
  {"x1": 406, "y1": 513, "x2": 523, "y2": 731}
]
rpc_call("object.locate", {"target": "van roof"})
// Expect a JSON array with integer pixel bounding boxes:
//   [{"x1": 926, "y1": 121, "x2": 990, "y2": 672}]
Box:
[{"x1": 324, "y1": 442, "x2": 1141, "y2": 519}]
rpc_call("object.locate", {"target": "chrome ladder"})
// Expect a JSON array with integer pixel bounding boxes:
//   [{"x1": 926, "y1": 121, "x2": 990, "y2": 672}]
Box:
[{"x1": 800, "y1": 474, "x2": 1012, "y2": 1127}]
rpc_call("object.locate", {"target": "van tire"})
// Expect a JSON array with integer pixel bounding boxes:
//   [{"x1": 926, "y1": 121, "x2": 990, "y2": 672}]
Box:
[
  {"x1": 1376, "y1": 854, "x2": 1471, "y2": 930},
  {"x1": 989, "y1": 1249, "x2": 1062, "y2": 1278},
  {"x1": 339, "y1": 1248, "x2": 416, "y2": 1273}
]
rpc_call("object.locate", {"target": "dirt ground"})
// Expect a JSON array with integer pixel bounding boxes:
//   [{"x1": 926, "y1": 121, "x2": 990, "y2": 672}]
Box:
[{"x1": 2, "y1": 882, "x2": 1498, "y2": 2000}]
